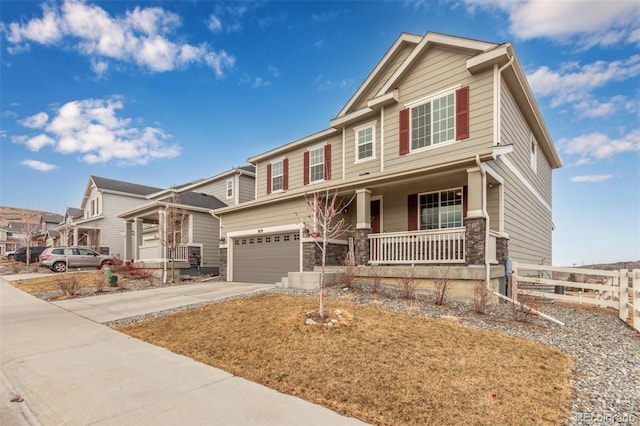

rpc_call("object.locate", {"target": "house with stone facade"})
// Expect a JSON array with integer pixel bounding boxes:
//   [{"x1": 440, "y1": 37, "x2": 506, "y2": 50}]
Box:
[{"x1": 213, "y1": 32, "x2": 561, "y2": 296}]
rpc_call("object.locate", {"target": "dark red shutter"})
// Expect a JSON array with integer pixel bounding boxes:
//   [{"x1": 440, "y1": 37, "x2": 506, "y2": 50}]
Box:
[
  {"x1": 456, "y1": 86, "x2": 469, "y2": 140},
  {"x1": 407, "y1": 194, "x2": 418, "y2": 231},
  {"x1": 324, "y1": 144, "x2": 331, "y2": 180},
  {"x1": 303, "y1": 151, "x2": 310, "y2": 185},
  {"x1": 266, "y1": 163, "x2": 272, "y2": 194},
  {"x1": 399, "y1": 108, "x2": 410, "y2": 155},
  {"x1": 283, "y1": 158, "x2": 289, "y2": 191},
  {"x1": 462, "y1": 186, "x2": 468, "y2": 225}
]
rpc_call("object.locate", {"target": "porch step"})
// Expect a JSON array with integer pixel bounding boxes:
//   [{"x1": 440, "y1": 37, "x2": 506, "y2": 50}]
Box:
[{"x1": 276, "y1": 277, "x2": 289, "y2": 289}]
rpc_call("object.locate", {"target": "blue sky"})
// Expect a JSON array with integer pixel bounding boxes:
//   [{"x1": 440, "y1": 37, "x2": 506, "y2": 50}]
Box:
[{"x1": 1, "y1": 0, "x2": 638, "y2": 266}]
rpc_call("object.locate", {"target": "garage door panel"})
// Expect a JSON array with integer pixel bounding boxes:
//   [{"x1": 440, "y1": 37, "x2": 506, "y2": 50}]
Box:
[{"x1": 233, "y1": 232, "x2": 300, "y2": 283}]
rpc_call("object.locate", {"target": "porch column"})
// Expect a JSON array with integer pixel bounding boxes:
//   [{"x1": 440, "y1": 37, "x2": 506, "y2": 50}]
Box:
[
  {"x1": 73, "y1": 227, "x2": 79, "y2": 246},
  {"x1": 465, "y1": 167, "x2": 487, "y2": 265},
  {"x1": 354, "y1": 189, "x2": 371, "y2": 266},
  {"x1": 124, "y1": 220, "x2": 133, "y2": 261},
  {"x1": 134, "y1": 218, "x2": 143, "y2": 260},
  {"x1": 158, "y1": 211, "x2": 166, "y2": 260}
]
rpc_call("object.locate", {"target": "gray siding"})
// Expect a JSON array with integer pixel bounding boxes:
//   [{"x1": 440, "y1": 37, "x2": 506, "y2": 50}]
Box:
[
  {"x1": 93, "y1": 191, "x2": 150, "y2": 256},
  {"x1": 238, "y1": 174, "x2": 255, "y2": 203},
  {"x1": 191, "y1": 212, "x2": 219, "y2": 267}
]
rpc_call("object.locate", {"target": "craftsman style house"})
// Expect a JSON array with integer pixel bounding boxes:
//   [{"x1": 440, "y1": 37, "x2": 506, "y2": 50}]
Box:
[
  {"x1": 214, "y1": 32, "x2": 561, "y2": 288},
  {"x1": 118, "y1": 166, "x2": 255, "y2": 275}
]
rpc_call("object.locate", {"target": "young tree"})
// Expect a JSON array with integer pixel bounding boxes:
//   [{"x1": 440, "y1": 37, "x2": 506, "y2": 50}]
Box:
[
  {"x1": 20, "y1": 222, "x2": 40, "y2": 266},
  {"x1": 158, "y1": 192, "x2": 187, "y2": 284},
  {"x1": 298, "y1": 189, "x2": 353, "y2": 318}
]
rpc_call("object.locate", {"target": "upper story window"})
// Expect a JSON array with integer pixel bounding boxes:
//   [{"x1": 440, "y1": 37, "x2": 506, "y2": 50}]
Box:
[
  {"x1": 412, "y1": 92, "x2": 455, "y2": 150},
  {"x1": 271, "y1": 160, "x2": 284, "y2": 192},
  {"x1": 226, "y1": 178, "x2": 233, "y2": 199},
  {"x1": 89, "y1": 197, "x2": 100, "y2": 217},
  {"x1": 400, "y1": 86, "x2": 469, "y2": 156},
  {"x1": 309, "y1": 146, "x2": 325, "y2": 182},
  {"x1": 530, "y1": 135, "x2": 537, "y2": 173},
  {"x1": 355, "y1": 122, "x2": 376, "y2": 162},
  {"x1": 419, "y1": 188, "x2": 462, "y2": 230}
]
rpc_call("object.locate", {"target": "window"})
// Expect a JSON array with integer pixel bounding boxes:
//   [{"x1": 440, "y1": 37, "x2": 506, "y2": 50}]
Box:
[
  {"x1": 530, "y1": 135, "x2": 537, "y2": 173},
  {"x1": 271, "y1": 160, "x2": 284, "y2": 192},
  {"x1": 309, "y1": 146, "x2": 324, "y2": 182},
  {"x1": 226, "y1": 178, "x2": 233, "y2": 199},
  {"x1": 411, "y1": 93, "x2": 455, "y2": 151},
  {"x1": 355, "y1": 123, "x2": 375, "y2": 161},
  {"x1": 419, "y1": 189, "x2": 462, "y2": 230}
]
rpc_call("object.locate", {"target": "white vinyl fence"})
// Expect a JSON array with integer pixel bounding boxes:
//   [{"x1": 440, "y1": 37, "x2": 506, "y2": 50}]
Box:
[{"x1": 512, "y1": 263, "x2": 640, "y2": 332}]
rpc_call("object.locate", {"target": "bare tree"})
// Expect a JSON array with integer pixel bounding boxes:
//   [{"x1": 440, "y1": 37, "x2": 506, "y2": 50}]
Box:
[
  {"x1": 297, "y1": 189, "x2": 353, "y2": 318},
  {"x1": 158, "y1": 192, "x2": 187, "y2": 284},
  {"x1": 20, "y1": 222, "x2": 40, "y2": 266}
]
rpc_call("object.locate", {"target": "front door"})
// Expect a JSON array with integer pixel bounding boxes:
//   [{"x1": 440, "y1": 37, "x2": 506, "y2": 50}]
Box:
[{"x1": 370, "y1": 199, "x2": 381, "y2": 234}]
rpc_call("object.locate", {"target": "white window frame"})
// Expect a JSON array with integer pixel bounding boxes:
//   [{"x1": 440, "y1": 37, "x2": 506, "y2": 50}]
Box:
[
  {"x1": 226, "y1": 178, "x2": 233, "y2": 199},
  {"x1": 405, "y1": 86, "x2": 460, "y2": 154},
  {"x1": 530, "y1": 134, "x2": 537, "y2": 174},
  {"x1": 309, "y1": 145, "x2": 325, "y2": 183},
  {"x1": 354, "y1": 121, "x2": 376, "y2": 163},
  {"x1": 418, "y1": 187, "x2": 463, "y2": 230},
  {"x1": 271, "y1": 158, "x2": 284, "y2": 192}
]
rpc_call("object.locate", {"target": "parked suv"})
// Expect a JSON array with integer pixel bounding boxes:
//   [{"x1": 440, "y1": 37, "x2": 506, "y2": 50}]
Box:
[
  {"x1": 14, "y1": 246, "x2": 47, "y2": 263},
  {"x1": 39, "y1": 247, "x2": 113, "y2": 273}
]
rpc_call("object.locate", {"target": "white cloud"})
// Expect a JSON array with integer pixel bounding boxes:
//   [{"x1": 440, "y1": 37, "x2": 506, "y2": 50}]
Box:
[
  {"x1": 252, "y1": 77, "x2": 270, "y2": 89},
  {"x1": 19, "y1": 112, "x2": 49, "y2": 129},
  {"x1": 315, "y1": 74, "x2": 354, "y2": 91},
  {"x1": 464, "y1": 0, "x2": 640, "y2": 47},
  {"x1": 4, "y1": 0, "x2": 235, "y2": 76},
  {"x1": 20, "y1": 159, "x2": 56, "y2": 172},
  {"x1": 14, "y1": 97, "x2": 180, "y2": 165},
  {"x1": 570, "y1": 174, "x2": 613, "y2": 183},
  {"x1": 207, "y1": 15, "x2": 222, "y2": 33},
  {"x1": 559, "y1": 129, "x2": 640, "y2": 164},
  {"x1": 268, "y1": 65, "x2": 280, "y2": 78}
]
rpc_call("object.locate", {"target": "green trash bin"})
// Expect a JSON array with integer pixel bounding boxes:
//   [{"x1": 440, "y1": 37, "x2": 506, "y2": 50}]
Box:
[
  {"x1": 109, "y1": 275, "x2": 118, "y2": 287},
  {"x1": 103, "y1": 267, "x2": 112, "y2": 280}
]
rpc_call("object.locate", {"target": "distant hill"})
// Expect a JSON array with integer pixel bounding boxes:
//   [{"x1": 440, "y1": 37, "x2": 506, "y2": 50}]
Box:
[{"x1": 0, "y1": 206, "x2": 60, "y2": 227}]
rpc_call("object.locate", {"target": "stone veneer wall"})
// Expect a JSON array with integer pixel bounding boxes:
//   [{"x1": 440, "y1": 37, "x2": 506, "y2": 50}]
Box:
[
  {"x1": 465, "y1": 217, "x2": 486, "y2": 265},
  {"x1": 219, "y1": 247, "x2": 227, "y2": 280},
  {"x1": 496, "y1": 236, "x2": 509, "y2": 265},
  {"x1": 303, "y1": 241, "x2": 348, "y2": 271},
  {"x1": 354, "y1": 229, "x2": 371, "y2": 266}
]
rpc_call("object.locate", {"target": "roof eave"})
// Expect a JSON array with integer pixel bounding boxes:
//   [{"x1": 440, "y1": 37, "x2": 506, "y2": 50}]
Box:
[{"x1": 247, "y1": 128, "x2": 339, "y2": 163}]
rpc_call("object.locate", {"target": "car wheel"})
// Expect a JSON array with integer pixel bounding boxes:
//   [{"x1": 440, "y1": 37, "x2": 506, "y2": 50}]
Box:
[{"x1": 52, "y1": 262, "x2": 67, "y2": 273}]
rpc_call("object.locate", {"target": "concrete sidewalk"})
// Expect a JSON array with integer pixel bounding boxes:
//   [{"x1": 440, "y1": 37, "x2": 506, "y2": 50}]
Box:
[{"x1": 1, "y1": 278, "x2": 367, "y2": 425}]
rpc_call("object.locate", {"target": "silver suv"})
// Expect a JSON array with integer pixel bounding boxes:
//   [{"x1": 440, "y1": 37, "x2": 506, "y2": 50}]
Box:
[{"x1": 39, "y1": 247, "x2": 113, "y2": 272}]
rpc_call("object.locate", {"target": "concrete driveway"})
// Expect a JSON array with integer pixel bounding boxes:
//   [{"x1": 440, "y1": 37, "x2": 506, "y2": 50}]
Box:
[
  {"x1": 0, "y1": 278, "x2": 367, "y2": 426},
  {"x1": 52, "y1": 281, "x2": 274, "y2": 323}
]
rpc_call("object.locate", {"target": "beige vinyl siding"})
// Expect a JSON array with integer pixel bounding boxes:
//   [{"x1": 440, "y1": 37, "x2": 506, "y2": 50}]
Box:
[
  {"x1": 352, "y1": 44, "x2": 416, "y2": 112},
  {"x1": 238, "y1": 175, "x2": 255, "y2": 203},
  {"x1": 97, "y1": 192, "x2": 150, "y2": 256},
  {"x1": 189, "y1": 180, "x2": 228, "y2": 204},
  {"x1": 486, "y1": 185, "x2": 500, "y2": 232},
  {"x1": 383, "y1": 47, "x2": 495, "y2": 173},
  {"x1": 220, "y1": 198, "x2": 310, "y2": 237},
  {"x1": 255, "y1": 134, "x2": 343, "y2": 199},
  {"x1": 345, "y1": 119, "x2": 381, "y2": 179},
  {"x1": 191, "y1": 212, "x2": 219, "y2": 266}
]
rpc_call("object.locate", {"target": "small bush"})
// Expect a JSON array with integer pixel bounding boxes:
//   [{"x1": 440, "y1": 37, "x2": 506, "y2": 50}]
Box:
[
  {"x1": 433, "y1": 267, "x2": 451, "y2": 305},
  {"x1": 511, "y1": 289, "x2": 542, "y2": 322},
  {"x1": 473, "y1": 277, "x2": 489, "y2": 314},
  {"x1": 8, "y1": 261, "x2": 21, "y2": 274},
  {"x1": 95, "y1": 270, "x2": 107, "y2": 293},
  {"x1": 369, "y1": 265, "x2": 383, "y2": 294},
  {"x1": 56, "y1": 274, "x2": 81, "y2": 296},
  {"x1": 398, "y1": 268, "x2": 417, "y2": 299},
  {"x1": 340, "y1": 256, "x2": 359, "y2": 289},
  {"x1": 120, "y1": 262, "x2": 154, "y2": 284}
]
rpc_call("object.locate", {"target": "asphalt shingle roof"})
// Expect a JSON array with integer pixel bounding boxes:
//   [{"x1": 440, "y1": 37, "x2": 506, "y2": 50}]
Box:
[
  {"x1": 91, "y1": 176, "x2": 163, "y2": 196},
  {"x1": 161, "y1": 192, "x2": 227, "y2": 210}
]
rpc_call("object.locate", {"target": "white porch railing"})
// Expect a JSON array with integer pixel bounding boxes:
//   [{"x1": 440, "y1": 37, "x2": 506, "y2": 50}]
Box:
[
  {"x1": 168, "y1": 245, "x2": 189, "y2": 261},
  {"x1": 369, "y1": 228, "x2": 466, "y2": 265},
  {"x1": 138, "y1": 244, "x2": 190, "y2": 262}
]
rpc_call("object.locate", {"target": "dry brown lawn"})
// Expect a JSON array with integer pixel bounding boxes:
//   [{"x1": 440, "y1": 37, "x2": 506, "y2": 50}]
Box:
[
  {"x1": 6, "y1": 271, "x2": 106, "y2": 293},
  {"x1": 118, "y1": 294, "x2": 571, "y2": 425}
]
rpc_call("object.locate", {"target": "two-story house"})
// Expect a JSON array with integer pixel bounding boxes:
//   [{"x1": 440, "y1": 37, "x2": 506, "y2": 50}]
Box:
[
  {"x1": 118, "y1": 166, "x2": 255, "y2": 275},
  {"x1": 32, "y1": 213, "x2": 64, "y2": 247},
  {"x1": 213, "y1": 32, "x2": 561, "y2": 296}
]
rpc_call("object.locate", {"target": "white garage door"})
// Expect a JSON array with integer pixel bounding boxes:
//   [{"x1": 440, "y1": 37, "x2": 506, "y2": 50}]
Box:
[{"x1": 232, "y1": 232, "x2": 300, "y2": 283}]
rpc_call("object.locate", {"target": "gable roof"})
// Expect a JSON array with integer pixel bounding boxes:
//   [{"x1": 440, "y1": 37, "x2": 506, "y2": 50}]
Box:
[
  {"x1": 65, "y1": 207, "x2": 83, "y2": 220},
  {"x1": 161, "y1": 192, "x2": 227, "y2": 210},
  {"x1": 148, "y1": 165, "x2": 256, "y2": 199},
  {"x1": 41, "y1": 213, "x2": 63, "y2": 223},
  {"x1": 90, "y1": 176, "x2": 163, "y2": 196}
]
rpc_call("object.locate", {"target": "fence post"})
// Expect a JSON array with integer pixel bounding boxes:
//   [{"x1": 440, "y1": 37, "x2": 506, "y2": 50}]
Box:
[
  {"x1": 619, "y1": 269, "x2": 628, "y2": 324},
  {"x1": 633, "y1": 270, "x2": 640, "y2": 333},
  {"x1": 512, "y1": 261, "x2": 519, "y2": 303}
]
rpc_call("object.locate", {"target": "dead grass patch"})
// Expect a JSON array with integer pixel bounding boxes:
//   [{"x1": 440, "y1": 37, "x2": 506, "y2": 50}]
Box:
[
  {"x1": 8, "y1": 272, "x2": 106, "y2": 294},
  {"x1": 118, "y1": 294, "x2": 571, "y2": 425}
]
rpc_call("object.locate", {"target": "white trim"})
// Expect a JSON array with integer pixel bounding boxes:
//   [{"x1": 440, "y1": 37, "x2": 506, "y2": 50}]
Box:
[
  {"x1": 354, "y1": 121, "x2": 377, "y2": 163},
  {"x1": 301, "y1": 237, "x2": 348, "y2": 245},
  {"x1": 380, "y1": 106, "x2": 385, "y2": 172},
  {"x1": 404, "y1": 84, "x2": 462, "y2": 109},
  {"x1": 248, "y1": 128, "x2": 338, "y2": 163},
  {"x1": 530, "y1": 133, "x2": 538, "y2": 174},
  {"x1": 342, "y1": 127, "x2": 346, "y2": 180},
  {"x1": 330, "y1": 108, "x2": 373, "y2": 128},
  {"x1": 500, "y1": 156, "x2": 551, "y2": 212},
  {"x1": 227, "y1": 224, "x2": 300, "y2": 239},
  {"x1": 308, "y1": 144, "x2": 326, "y2": 184},
  {"x1": 226, "y1": 178, "x2": 234, "y2": 199},
  {"x1": 367, "y1": 89, "x2": 398, "y2": 109},
  {"x1": 270, "y1": 158, "x2": 285, "y2": 193}
]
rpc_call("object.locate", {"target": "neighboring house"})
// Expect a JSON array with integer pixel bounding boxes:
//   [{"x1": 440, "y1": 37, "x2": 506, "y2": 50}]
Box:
[
  {"x1": 32, "y1": 213, "x2": 64, "y2": 247},
  {"x1": 54, "y1": 208, "x2": 84, "y2": 247},
  {"x1": 214, "y1": 32, "x2": 561, "y2": 291},
  {"x1": 4, "y1": 221, "x2": 37, "y2": 249},
  {"x1": 66, "y1": 176, "x2": 163, "y2": 256},
  {"x1": 0, "y1": 227, "x2": 16, "y2": 255},
  {"x1": 118, "y1": 166, "x2": 255, "y2": 275}
]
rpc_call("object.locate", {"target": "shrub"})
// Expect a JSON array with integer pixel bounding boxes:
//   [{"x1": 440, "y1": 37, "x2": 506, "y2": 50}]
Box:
[
  {"x1": 433, "y1": 266, "x2": 451, "y2": 305},
  {"x1": 56, "y1": 274, "x2": 81, "y2": 296},
  {"x1": 120, "y1": 262, "x2": 155, "y2": 284},
  {"x1": 340, "y1": 256, "x2": 359, "y2": 289},
  {"x1": 511, "y1": 289, "x2": 542, "y2": 322},
  {"x1": 473, "y1": 276, "x2": 489, "y2": 314},
  {"x1": 369, "y1": 265, "x2": 383, "y2": 294},
  {"x1": 398, "y1": 268, "x2": 417, "y2": 299}
]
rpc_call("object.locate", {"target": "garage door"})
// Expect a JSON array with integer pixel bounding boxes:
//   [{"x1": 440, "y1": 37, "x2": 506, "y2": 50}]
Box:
[{"x1": 232, "y1": 232, "x2": 300, "y2": 283}]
